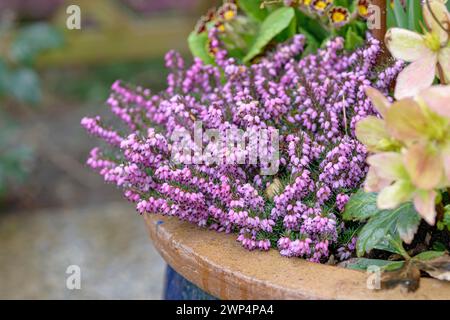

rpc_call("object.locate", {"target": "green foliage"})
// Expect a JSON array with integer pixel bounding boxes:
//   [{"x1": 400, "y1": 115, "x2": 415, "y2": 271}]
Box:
[
  {"x1": 188, "y1": 31, "x2": 215, "y2": 65},
  {"x1": 237, "y1": 0, "x2": 268, "y2": 22},
  {"x1": 407, "y1": 0, "x2": 423, "y2": 32},
  {"x1": 0, "y1": 22, "x2": 62, "y2": 104},
  {"x1": 244, "y1": 7, "x2": 295, "y2": 62},
  {"x1": 413, "y1": 250, "x2": 446, "y2": 261},
  {"x1": 344, "y1": 190, "x2": 421, "y2": 257},
  {"x1": 393, "y1": 0, "x2": 408, "y2": 29},
  {"x1": 437, "y1": 206, "x2": 450, "y2": 231},
  {"x1": 7, "y1": 68, "x2": 41, "y2": 104},
  {"x1": 344, "y1": 258, "x2": 404, "y2": 271},
  {"x1": 0, "y1": 114, "x2": 33, "y2": 198},
  {"x1": 10, "y1": 23, "x2": 63, "y2": 66},
  {"x1": 0, "y1": 22, "x2": 61, "y2": 200},
  {"x1": 189, "y1": 1, "x2": 369, "y2": 65},
  {"x1": 388, "y1": 0, "x2": 424, "y2": 32}
]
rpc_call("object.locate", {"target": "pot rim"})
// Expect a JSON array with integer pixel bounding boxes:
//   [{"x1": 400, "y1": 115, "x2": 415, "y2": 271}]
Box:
[{"x1": 144, "y1": 214, "x2": 450, "y2": 300}]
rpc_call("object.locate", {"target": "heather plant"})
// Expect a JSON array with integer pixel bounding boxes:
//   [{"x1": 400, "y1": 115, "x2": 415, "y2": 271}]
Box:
[{"x1": 82, "y1": 32, "x2": 403, "y2": 263}]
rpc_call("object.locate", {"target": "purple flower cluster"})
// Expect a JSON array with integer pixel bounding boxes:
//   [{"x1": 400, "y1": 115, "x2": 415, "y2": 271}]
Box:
[{"x1": 82, "y1": 34, "x2": 402, "y2": 263}]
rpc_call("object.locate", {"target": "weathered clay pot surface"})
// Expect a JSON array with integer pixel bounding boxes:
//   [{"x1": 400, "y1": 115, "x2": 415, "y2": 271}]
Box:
[{"x1": 144, "y1": 214, "x2": 450, "y2": 300}]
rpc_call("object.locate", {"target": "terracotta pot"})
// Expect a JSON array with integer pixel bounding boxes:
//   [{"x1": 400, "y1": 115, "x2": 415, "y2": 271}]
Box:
[{"x1": 144, "y1": 214, "x2": 450, "y2": 300}]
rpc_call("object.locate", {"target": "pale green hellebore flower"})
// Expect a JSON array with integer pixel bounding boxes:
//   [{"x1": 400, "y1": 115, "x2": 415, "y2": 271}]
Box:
[
  {"x1": 385, "y1": 0, "x2": 450, "y2": 99},
  {"x1": 357, "y1": 85, "x2": 450, "y2": 226}
]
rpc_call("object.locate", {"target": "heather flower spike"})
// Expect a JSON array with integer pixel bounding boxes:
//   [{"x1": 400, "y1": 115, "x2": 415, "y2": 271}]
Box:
[{"x1": 385, "y1": 0, "x2": 450, "y2": 99}]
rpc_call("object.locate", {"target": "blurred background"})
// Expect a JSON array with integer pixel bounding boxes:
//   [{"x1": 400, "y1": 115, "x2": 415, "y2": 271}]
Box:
[{"x1": 0, "y1": 0, "x2": 217, "y2": 299}]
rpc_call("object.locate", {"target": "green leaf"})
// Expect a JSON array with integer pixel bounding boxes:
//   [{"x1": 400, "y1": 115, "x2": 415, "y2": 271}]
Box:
[
  {"x1": 345, "y1": 190, "x2": 421, "y2": 255},
  {"x1": 237, "y1": 0, "x2": 268, "y2": 22},
  {"x1": 188, "y1": 31, "x2": 214, "y2": 65},
  {"x1": 396, "y1": 203, "x2": 421, "y2": 244},
  {"x1": 413, "y1": 250, "x2": 446, "y2": 261},
  {"x1": 8, "y1": 68, "x2": 41, "y2": 104},
  {"x1": 387, "y1": 2, "x2": 397, "y2": 29},
  {"x1": 10, "y1": 23, "x2": 63, "y2": 65},
  {"x1": 296, "y1": 10, "x2": 328, "y2": 42},
  {"x1": 343, "y1": 258, "x2": 404, "y2": 271},
  {"x1": 393, "y1": 0, "x2": 408, "y2": 29},
  {"x1": 343, "y1": 190, "x2": 379, "y2": 221},
  {"x1": 356, "y1": 202, "x2": 416, "y2": 257},
  {"x1": 344, "y1": 27, "x2": 364, "y2": 51},
  {"x1": 408, "y1": 0, "x2": 423, "y2": 32},
  {"x1": 299, "y1": 27, "x2": 319, "y2": 57},
  {"x1": 244, "y1": 7, "x2": 295, "y2": 62}
]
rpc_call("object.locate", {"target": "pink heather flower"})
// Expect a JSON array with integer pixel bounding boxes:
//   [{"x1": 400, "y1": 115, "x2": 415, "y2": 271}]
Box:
[{"x1": 82, "y1": 33, "x2": 401, "y2": 262}]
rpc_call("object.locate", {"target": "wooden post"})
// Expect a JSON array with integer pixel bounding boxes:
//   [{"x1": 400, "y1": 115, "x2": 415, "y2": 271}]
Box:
[
  {"x1": 371, "y1": 0, "x2": 387, "y2": 43},
  {"x1": 371, "y1": 0, "x2": 389, "y2": 62}
]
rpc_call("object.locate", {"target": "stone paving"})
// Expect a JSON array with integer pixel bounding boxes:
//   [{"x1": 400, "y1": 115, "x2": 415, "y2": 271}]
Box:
[{"x1": 0, "y1": 202, "x2": 166, "y2": 299}]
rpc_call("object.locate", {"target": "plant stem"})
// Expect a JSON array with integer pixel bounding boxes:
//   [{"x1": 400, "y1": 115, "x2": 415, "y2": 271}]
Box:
[
  {"x1": 436, "y1": 201, "x2": 445, "y2": 223},
  {"x1": 437, "y1": 63, "x2": 448, "y2": 85}
]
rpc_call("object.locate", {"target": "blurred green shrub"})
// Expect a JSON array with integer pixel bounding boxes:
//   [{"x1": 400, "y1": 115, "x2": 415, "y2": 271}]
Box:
[
  {"x1": 0, "y1": 19, "x2": 62, "y2": 201},
  {"x1": 0, "y1": 22, "x2": 63, "y2": 104}
]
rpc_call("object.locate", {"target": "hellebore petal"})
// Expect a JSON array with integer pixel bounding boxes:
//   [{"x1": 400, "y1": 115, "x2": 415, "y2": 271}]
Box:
[
  {"x1": 356, "y1": 116, "x2": 390, "y2": 151},
  {"x1": 365, "y1": 87, "x2": 391, "y2": 117},
  {"x1": 377, "y1": 180, "x2": 414, "y2": 210},
  {"x1": 413, "y1": 190, "x2": 437, "y2": 225},
  {"x1": 394, "y1": 51, "x2": 438, "y2": 99},
  {"x1": 385, "y1": 99, "x2": 430, "y2": 144},
  {"x1": 438, "y1": 47, "x2": 450, "y2": 84},
  {"x1": 364, "y1": 167, "x2": 392, "y2": 193},
  {"x1": 419, "y1": 85, "x2": 450, "y2": 118},
  {"x1": 367, "y1": 152, "x2": 407, "y2": 181},
  {"x1": 403, "y1": 143, "x2": 444, "y2": 190},
  {"x1": 423, "y1": 0, "x2": 450, "y2": 45},
  {"x1": 385, "y1": 28, "x2": 429, "y2": 62}
]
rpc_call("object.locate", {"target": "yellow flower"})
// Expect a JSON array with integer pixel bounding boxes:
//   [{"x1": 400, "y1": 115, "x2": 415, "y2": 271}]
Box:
[
  {"x1": 224, "y1": 10, "x2": 235, "y2": 21},
  {"x1": 311, "y1": 0, "x2": 333, "y2": 15},
  {"x1": 357, "y1": 0, "x2": 370, "y2": 18},
  {"x1": 328, "y1": 6, "x2": 350, "y2": 27}
]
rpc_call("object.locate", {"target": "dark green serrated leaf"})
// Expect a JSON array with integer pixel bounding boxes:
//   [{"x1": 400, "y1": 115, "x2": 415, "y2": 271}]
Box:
[
  {"x1": 188, "y1": 31, "x2": 215, "y2": 65},
  {"x1": 346, "y1": 190, "x2": 421, "y2": 255},
  {"x1": 343, "y1": 190, "x2": 379, "y2": 221},
  {"x1": 244, "y1": 7, "x2": 295, "y2": 62},
  {"x1": 356, "y1": 202, "x2": 414, "y2": 257},
  {"x1": 396, "y1": 203, "x2": 421, "y2": 244},
  {"x1": 238, "y1": 0, "x2": 268, "y2": 22}
]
